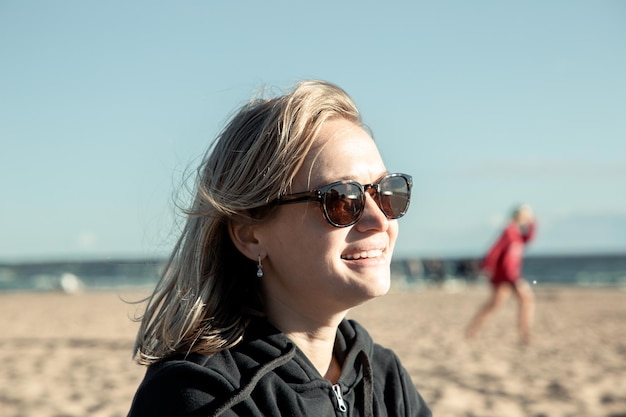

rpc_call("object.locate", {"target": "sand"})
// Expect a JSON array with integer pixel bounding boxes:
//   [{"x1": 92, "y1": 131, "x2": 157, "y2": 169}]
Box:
[{"x1": 1, "y1": 284, "x2": 625, "y2": 417}]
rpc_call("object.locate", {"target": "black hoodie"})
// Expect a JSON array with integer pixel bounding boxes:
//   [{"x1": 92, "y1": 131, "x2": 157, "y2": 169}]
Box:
[{"x1": 128, "y1": 318, "x2": 431, "y2": 417}]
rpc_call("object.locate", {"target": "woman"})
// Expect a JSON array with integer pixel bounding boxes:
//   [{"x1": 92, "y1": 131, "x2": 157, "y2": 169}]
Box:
[
  {"x1": 465, "y1": 204, "x2": 537, "y2": 344},
  {"x1": 128, "y1": 80, "x2": 431, "y2": 416}
]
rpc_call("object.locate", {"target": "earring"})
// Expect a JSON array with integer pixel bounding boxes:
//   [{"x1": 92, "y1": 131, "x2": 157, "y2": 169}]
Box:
[{"x1": 256, "y1": 255, "x2": 264, "y2": 278}]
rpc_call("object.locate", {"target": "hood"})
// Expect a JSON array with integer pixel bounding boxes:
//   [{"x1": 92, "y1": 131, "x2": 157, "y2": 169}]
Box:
[{"x1": 202, "y1": 316, "x2": 376, "y2": 416}]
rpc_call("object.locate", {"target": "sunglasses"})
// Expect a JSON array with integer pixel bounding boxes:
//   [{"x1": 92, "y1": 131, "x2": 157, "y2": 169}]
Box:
[{"x1": 273, "y1": 173, "x2": 412, "y2": 227}]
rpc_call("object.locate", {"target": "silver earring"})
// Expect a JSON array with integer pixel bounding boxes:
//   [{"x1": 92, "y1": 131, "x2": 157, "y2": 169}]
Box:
[{"x1": 256, "y1": 255, "x2": 263, "y2": 278}]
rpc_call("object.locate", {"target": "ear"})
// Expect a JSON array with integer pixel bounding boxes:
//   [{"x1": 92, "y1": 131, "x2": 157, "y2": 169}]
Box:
[{"x1": 227, "y1": 219, "x2": 263, "y2": 261}]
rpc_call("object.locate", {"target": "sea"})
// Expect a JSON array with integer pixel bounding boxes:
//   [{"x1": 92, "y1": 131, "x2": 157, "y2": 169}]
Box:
[{"x1": 1, "y1": 253, "x2": 626, "y2": 293}]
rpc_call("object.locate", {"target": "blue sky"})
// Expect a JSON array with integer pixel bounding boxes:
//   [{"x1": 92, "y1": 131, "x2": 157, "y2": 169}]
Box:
[{"x1": 1, "y1": 1, "x2": 625, "y2": 261}]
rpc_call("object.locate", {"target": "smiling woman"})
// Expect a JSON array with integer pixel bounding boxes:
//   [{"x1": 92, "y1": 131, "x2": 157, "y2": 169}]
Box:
[{"x1": 127, "y1": 80, "x2": 431, "y2": 417}]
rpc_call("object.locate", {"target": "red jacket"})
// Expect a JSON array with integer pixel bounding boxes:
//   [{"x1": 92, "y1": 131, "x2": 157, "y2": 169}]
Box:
[{"x1": 482, "y1": 222, "x2": 536, "y2": 284}]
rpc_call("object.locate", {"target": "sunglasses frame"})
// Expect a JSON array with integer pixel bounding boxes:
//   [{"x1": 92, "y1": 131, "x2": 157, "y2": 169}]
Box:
[{"x1": 273, "y1": 173, "x2": 412, "y2": 227}]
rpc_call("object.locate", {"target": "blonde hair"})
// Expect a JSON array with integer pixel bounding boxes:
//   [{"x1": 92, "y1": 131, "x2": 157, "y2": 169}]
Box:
[
  {"x1": 134, "y1": 80, "x2": 362, "y2": 364},
  {"x1": 512, "y1": 203, "x2": 533, "y2": 220}
]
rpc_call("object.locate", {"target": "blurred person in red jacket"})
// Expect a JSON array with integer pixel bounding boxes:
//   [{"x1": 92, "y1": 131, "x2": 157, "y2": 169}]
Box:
[{"x1": 465, "y1": 204, "x2": 536, "y2": 344}]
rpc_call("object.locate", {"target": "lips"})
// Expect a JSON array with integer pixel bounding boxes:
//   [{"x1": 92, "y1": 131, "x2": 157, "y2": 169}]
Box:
[{"x1": 341, "y1": 249, "x2": 384, "y2": 260}]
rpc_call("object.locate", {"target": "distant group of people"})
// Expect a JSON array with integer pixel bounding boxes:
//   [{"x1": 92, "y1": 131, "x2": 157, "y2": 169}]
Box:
[{"x1": 126, "y1": 80, "x2": 536, "y2": 416}]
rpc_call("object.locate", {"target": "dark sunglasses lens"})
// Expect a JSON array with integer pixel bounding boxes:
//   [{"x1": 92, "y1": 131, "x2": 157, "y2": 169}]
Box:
[
  {"x1": 324, "y1": 183, "x2": 363, "y2": 226},
  {"x1": 379, "y1": 176, "x2": 410, "y2": 218}
]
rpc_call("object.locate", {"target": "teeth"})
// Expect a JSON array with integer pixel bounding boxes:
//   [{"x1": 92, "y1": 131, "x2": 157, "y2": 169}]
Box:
[{"x1": 342, "y1": 249, "x2": 383, "y2": 260}]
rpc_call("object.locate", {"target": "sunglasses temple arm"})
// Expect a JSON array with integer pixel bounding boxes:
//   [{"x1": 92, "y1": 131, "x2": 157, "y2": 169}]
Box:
[{"x1": 274, "y1": 191, "x2": 320, "y2": 206}]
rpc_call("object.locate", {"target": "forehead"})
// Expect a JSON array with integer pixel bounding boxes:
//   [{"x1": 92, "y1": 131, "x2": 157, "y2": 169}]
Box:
[{"x1": 296, "y1": 119, "x2": 386, "y2": 189}]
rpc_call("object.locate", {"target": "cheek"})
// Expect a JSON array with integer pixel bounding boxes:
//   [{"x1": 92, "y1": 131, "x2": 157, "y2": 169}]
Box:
[
  {"x1": 261, "y1": 208, "x2": 326, "y2": 258},
  {"x1": 388, "y1": 221, "x2": 400, "y2": 247}
]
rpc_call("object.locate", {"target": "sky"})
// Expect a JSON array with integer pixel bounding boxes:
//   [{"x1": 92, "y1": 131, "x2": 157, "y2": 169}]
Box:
[{"x1": 1, "y1": 1, "x2": 625, "y2": 262}]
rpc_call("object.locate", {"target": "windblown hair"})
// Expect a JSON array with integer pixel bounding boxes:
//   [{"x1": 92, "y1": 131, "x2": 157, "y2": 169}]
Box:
[{"x1": 134, "y1": 80, "x2": 362, "y2": 364}]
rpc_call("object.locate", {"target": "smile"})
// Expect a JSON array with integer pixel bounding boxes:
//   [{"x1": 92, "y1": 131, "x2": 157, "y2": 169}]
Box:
[{"x1": 341, "y1": 249, "x2": 384, "y2": 260}]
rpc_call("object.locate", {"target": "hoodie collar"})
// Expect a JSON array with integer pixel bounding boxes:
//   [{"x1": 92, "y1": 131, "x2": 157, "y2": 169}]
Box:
[
  {"x1": 241, "y1": 317, "x2": 375, "y2": 386},
  {"x1": 211, "y1": 317, "x2": 376, "y2": 417}
]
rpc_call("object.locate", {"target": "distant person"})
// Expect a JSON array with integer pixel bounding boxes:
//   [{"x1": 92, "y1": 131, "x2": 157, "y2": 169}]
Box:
[
  {"x1": 59, "y1": 272, "x2": 84, "y2": 294},
  {"x1": 127, "y1": 80, "x2": 431, "y2": 416},
  {"x1": 465, "y1": 204, "x2": 537, "y2": 344}
]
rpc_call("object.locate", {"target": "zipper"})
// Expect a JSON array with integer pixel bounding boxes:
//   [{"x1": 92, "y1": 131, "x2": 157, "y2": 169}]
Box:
[{"x1": 331, "y1": 384, "x2": 348, "y2": 413}]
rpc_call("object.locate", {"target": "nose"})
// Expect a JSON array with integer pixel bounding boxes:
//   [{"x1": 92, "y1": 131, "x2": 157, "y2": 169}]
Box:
[{"x1": 355, "y1": 190, "x2": 389, "y2": 231}]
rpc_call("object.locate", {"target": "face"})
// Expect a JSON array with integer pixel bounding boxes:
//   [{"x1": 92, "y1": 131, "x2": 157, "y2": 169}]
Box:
[
  {"x1": 254, "y1": 118, "x2": 399, "y2": 318},
  {"x1": 515, "y1": 207, "x2": 534, "y2": 226}
]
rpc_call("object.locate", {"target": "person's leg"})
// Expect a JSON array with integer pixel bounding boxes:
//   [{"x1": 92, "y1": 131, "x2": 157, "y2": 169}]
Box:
[
  {"x1": 512, "y1": 279, "x2": 535, "y2": 344},
  {"x1": 465, "y1": 283, "x2": 511, "y2": 339}
]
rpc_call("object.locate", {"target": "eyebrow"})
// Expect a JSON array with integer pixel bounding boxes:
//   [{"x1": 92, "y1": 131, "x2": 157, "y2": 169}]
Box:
[{"x1": 302, "y1": 170, "x2": 391, "y2": 192}]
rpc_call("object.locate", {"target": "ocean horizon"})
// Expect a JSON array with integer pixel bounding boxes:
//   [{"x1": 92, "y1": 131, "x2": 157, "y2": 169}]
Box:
[{"x1": 1, "y1": 252, "x2": 626, "y2": 293}]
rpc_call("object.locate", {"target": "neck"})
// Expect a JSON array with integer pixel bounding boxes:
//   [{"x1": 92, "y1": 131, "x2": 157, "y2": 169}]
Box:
[
  {"x1": 288, "y1": 327, "x2": 342, "y2": 382},
  {"x1": 264, "y1": 297, "x2": 346, "y2": 382}
]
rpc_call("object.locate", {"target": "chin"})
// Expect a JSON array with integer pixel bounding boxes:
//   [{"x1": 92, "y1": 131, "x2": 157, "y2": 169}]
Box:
[
  {"x1": 349, "y1": 282, "x2": 391, "y2": 309},
  {"x1": 363, "y1": 274, "x2": 392, "y2": 299}
]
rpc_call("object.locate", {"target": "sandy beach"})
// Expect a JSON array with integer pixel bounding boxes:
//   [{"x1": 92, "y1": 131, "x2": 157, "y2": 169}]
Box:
[{"x1": 1, "y1": 284, "x2": 625, "y2": 417}]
